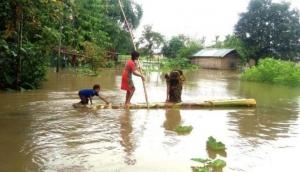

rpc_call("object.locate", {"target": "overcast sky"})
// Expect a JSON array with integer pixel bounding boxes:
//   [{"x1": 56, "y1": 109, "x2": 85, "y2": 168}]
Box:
[{"x1": 134, "y1": 0, "x2": 300, "y2": 45}]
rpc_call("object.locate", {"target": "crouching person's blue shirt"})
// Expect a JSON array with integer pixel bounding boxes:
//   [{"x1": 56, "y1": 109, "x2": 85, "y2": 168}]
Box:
[{"x1": 79, "y1": 89, "x2": 99, "y2": 97}]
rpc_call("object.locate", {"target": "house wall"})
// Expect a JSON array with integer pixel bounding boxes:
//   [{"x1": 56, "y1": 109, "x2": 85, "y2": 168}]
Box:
[
  {"x1": 190, "y1": 57, "x2": 222, "y2": 69},
  {"x1": 190, "y1": 53, "x2": 240, "y2": 70},
  {"x1": 221, "y1": 53, "x2": 240, "y2": 69}
]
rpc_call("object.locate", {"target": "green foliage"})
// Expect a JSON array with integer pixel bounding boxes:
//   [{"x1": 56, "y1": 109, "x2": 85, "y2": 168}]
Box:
[
  {"x1": 211, "y1": 35, "x2": 248, "y2": 62},
  {"x1": 0, "y1": 41, "x2": 47, "y2": 90},
  {"x1": 191, "y1": 158, "x2": 211, "y2": 164},
  {"x1": 161, "y1": 35, "x2": 203, "y2": 71},
  {"x1": 105, "y1": 0, "x2": 142, "y2": 30},
  {"x1": 241, "y1": 58, "x2": 300, "y2": 87},
  {"x1": 77, "y1": 65, "x2": 98, "y2": 76},
  {"x1": 104, "y1": 0, "x2": 142, "y2": 52},
  {"x1": 138, "y1": 25, "x2": 165, "y2": 57},
  {"x1": 74, "y1": 0, "x2": 113, "y2": 49},
  {"x1": 177, "y1": 40, "x2": 203, "y2": 59},
  {"x1": 0, "y1": 0, "x2": 50, "y2": 90},
  {"x1": 0, "y1": 0, "x2": 142, "y2": 90},
  {"x1": 191, "y1": 136, "x2": 227, "y2": 172},
  {"x1": 103, "y1": 61, "x2": 115, "y2": 68},
  {"x1": 206, "y1": 136, "x2": 226, "y2": 151},
  {"x1": 20, "y1": 43, "x2": 48, "y2": 89},
  {"x1": 161, "y1": 57, "x2": 198, "y2": 71},
  {"x1": 162, "y1": 36, "x2": 185, "y2": 58},
  {"x1": 81, "y1": 41, "x2": 105, "y2": 69},
  {"x1": 174, "y1": 125, "x2": 193, "y2": 135},
  {"x1": 191, "y1": 158, "x2": 226, "y2": 172},
  {"x1": 235, "y1": 0, "x2": 300, "y2": 61},
  {"x1": 209, "y1": 159, "x2": 226, "y2": 168}
]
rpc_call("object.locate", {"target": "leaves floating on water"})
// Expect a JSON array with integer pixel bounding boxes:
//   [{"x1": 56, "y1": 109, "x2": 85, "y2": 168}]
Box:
[
  {"x1": 206, "y1": 136, "x2": 226, "y2": 151},
  {"x1": 174, "y1": 125, "x2": 193, "y2": 135},
  {"x1": 191, "y1": 158, "x2": 211, "y2": 163},
  {"x1": 208, "y1": 159, "x2": 226, "y2": 168},
  {"x1": 191, "y1": 136, "x2": 227, "y2": 171},
  {"x1": 191, "y1": 158, "x2": 226, "y2": 172}
]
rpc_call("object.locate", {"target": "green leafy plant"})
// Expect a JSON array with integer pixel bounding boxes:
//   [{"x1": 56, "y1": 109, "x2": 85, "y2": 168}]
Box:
[
  {"x1": 174, "y1": 125, "x2": 193, "y2": 135},
  {"x1": 191, "y1": 137, "x2": 227, "y2": 171},
  {"x1": 206, "y1": 136, "x2": 226, "y2": 151},
  {"x1": 0, "y1": 0, "x2": 142, "y2": 90},
  {"x1": 209, "y1": 159, "x2": 226, "y2": 168},
  {"x1": 161, "y1": 57, "x2": 198, "y2": 71},
  {"x1": 77, "y1": 65, "x2": 98, "y2": 76},
  {"x1": 191, "y1": 158, "x2": 226, "y2": 172},
  {"x1": 241, "y1": 58, "x2": 300, "y2": 87}
]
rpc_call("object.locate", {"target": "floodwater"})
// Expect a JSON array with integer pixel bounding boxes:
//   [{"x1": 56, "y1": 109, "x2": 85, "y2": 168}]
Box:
[{"x1": 0, "y1": 68, "x2": 300, "y2": 172}]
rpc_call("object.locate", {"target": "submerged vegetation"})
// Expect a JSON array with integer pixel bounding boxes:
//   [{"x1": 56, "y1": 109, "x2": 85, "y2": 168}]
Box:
[
  {"x1": 241, "y1": 58, "x2": 300, "y2": 87},
  {"x1": 191, "y1": 136, "x2": 227, "y2": 172}
]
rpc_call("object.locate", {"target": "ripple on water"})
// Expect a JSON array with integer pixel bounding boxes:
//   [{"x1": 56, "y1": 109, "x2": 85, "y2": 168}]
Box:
[{"x1": 23, "y1": 99, "x2": 124, "y2": 170}]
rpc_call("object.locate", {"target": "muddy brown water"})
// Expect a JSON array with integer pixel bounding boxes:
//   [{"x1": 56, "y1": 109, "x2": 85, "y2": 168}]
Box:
[{"x1": 0, "y1": 69, "x2": 300, "y2": 172}]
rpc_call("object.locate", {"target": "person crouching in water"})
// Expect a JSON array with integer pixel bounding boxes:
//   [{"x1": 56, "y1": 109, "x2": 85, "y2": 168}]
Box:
[
  {"x1": 78, "y1": 84, "x2": 110, "y2": 105},
  {"x1": 121, "y1": 51, "x2": 145, "y2": 107}
]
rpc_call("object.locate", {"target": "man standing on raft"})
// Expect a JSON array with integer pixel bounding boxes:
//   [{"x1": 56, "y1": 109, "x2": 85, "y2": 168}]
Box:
[{"x1": 121, "y1": 51, "x2": 145, "y2": 107}]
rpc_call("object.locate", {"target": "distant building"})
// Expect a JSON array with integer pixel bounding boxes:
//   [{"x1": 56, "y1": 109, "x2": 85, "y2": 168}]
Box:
[{"x1": 190, "y1": 48, "x2": 241, "y2": 70}]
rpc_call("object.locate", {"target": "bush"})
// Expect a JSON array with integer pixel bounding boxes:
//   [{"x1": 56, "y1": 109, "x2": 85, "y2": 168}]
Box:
[
  {"x1": 241, "y1": 58, "x2": 300, "y2": 87},
  {"x1": 161, "y1": 57, "x2": 198, "y2": 71},
  {"x1": 0, "y1": 41, "x2": 47, "y2": 90}
]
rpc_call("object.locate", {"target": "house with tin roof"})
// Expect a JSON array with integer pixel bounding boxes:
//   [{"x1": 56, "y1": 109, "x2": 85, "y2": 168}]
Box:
[{"x1": 190, "y1": 48, "x2": 241, "y2": 70}]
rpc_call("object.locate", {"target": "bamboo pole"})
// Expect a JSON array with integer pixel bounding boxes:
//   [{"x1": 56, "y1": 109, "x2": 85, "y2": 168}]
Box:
[
  {"x1": 118, "y1": 0, "x2": 149, "y2": 108},
  {"x1": 72, "y1": 98, "x2": 257, "y2": 109}
]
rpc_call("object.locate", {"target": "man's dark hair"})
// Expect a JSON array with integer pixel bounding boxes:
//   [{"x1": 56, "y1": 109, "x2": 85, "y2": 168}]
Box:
[
  {"x1": 93, "y1": 84, "x2": 100, "y2": 90},
  {"x1": 131, "y1": 50, "x2": 140, "y2": 60}
]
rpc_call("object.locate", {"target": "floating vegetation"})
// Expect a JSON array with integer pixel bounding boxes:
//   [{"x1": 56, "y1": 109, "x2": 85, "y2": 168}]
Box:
[
  {"x1": 206, "y1": 136, "x2": 226, "y2": 151},
  {"x1": 191, "y1": 158, "x2": 226, "y2": 172},
  {"x1": 174, "y1": 125, "x2": 193, "y2": 135},
  {"x1": 191, "y1": 137, "x2": 227, "y2": 171}
]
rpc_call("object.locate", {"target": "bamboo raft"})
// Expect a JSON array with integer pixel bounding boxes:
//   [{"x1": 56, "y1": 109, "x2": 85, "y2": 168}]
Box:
[{"x1": 73, "y1": 98, "x2": 256, "y2": 109}]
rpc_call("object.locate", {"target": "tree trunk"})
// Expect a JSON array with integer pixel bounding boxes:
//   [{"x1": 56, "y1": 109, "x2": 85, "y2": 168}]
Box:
[{"x1": 16, "y1": 4, "x2": 23, "y2": 90}]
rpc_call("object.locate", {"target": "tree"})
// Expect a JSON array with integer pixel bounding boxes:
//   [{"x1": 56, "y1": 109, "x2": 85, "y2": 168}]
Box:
[
  {"x1": 177, "y1": 39, "x2": 204, "y2": 59},
  {"x1": 235, "y1": 0, "x2": 300, "y2": 62},
  {"x1": 0, "y1": 0, "x2": 60, "y2": 90},
  {"x1": 105, "y1": 0, "x2": 142, "y2": 30},
  {"x1": 162, "y1": 36, "x2": 185, "y2": 58},
  {"x1": 210, "y1": 35, "x2": 248, "y2": 62},
  {"x1": 138, "y1": 25, "x2": 165, "y2": 57},
  {"x1": 0, "y1": 0, "x2": 143, "y2": 90},
  {"x1": 104, "y1": 0, "x2": 143, "y2": 53}
]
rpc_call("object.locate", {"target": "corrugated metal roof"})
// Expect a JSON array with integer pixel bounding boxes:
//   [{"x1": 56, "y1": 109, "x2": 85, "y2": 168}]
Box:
[{"x1": 191, "y1": 48, "x2": 235, "y2": 57}]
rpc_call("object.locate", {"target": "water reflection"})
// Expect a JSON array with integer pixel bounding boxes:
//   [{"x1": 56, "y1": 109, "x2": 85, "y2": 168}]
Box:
[
  {"x1": 239, "y1": 80, "x2": 300, "y2": 108},
  {"x1": 183, "y1": 69, "x2": 241, "y2": 101},
  {"x1": 206, "y1": 148, "x2": 227, "y2": 160},
  {"x1": 163, "y1": 109, "x2": 181, "y2": 131},
  {"x1": 119, "y1": 110, "x2": 136, "y2": 165},
  {"x1": 229, "y1": 108, "x2": 297, "y2": 141},
  {"x1": 231, "y1": 81, "x2": 300, "y2": 141},
  {"x1": 0, "y1": 111, "x2": 35, "y2": 172}
]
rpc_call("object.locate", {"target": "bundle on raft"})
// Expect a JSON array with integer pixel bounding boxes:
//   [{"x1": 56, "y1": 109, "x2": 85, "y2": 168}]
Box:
[{"x1": 73, "y1": 99, "x2": 256, "y2": 109}]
